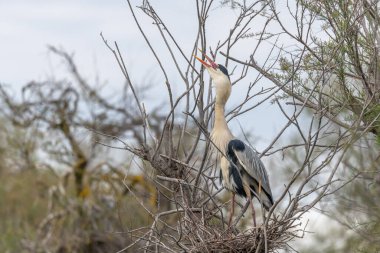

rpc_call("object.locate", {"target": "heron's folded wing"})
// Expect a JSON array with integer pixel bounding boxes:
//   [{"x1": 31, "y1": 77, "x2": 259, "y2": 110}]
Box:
[{"x1": 233, "y1": 145, "x2": 273, "y2": 201}]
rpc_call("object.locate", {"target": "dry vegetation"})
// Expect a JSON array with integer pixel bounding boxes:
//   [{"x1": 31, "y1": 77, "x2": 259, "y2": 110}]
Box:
[{"x1": 1, "y1": 0, "x2": 380, "y2": 252}]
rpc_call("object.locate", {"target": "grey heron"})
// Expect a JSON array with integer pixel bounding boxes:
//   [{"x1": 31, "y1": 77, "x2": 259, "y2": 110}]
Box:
[{"x1": 195, "y1": 52, "x2": 273, "y2": 227}]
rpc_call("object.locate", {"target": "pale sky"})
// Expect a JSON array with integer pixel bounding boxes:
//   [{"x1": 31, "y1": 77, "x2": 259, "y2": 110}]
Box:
[{"x1": 1, "y1": 0, "x2": 288, "y2": 146}]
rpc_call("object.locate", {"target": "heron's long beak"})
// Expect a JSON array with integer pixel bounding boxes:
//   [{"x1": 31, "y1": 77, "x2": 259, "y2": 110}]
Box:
[{"x1": 194, "y1": 49, "x2": 218, "y2": 70}]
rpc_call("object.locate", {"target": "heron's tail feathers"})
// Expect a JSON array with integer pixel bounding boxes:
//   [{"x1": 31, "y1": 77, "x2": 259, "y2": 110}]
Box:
[
  {"x1": 252, "y1": 188, "x2": 273, "y2": 211},
  {"x1": 261, "y1": 193, "x2": 273, "y2": 211}
]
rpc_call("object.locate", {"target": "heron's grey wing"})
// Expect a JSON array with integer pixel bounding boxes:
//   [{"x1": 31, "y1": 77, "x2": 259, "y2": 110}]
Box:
[{"x1": 232, "y1": 142, "x2": 273, "y2": 201}]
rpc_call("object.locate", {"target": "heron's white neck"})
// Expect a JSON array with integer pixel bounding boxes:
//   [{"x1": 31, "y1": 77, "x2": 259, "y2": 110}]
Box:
[{"x1": 211, "y1": 83, "x2": 233, "y2": 153}]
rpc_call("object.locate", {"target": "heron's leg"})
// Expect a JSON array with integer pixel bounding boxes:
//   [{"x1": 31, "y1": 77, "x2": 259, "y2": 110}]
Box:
[
  {"x1": 228, "y1": 192, "x2": 235, "y2": 227},
  {"x1": 259, "y1": 180, "x2": 262, "y2": 195},
  {"x1": 249, "y1": 195, "x2": 257, "y2": 227},
  {"x1": 243, "y1": 185, "x2": 257, "y2": 227}
]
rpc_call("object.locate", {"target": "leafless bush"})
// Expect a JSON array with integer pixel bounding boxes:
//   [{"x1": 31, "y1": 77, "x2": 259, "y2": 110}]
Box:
[
  {"x1": 2, "y1": 0, "x2": 378, "y2": 252},
  {"x1": 0, "y1": 46, "x2": 164, "y2": 252},
  {"x1": 92, "y1": 0, "x2": 378, "y2": 252}
]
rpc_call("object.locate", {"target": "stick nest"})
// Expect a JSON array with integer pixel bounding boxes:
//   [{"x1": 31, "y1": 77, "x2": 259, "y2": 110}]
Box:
[{"x1": 188, "y1": 223, "x2": 284, "y2": 253}]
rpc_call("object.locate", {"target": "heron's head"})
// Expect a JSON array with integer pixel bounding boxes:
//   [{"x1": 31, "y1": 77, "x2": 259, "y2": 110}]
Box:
[{"x1": 195, "y1": 51, "x2": 231, "y2": 104}]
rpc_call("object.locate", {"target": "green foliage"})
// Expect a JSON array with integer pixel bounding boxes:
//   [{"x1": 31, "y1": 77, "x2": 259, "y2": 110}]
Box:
[
  {"x1": 0, "y1": 170, "x2": 55, "y2": 252},
  {"x1": 364, "y1": 104, "x2": 380, "y2": 143},
  {"x1": 279, "y1": 57, "x2": 292, "y2": 72},
  {"x1": 0, "y1": 168, "x2": 156, "y2": 253}
]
